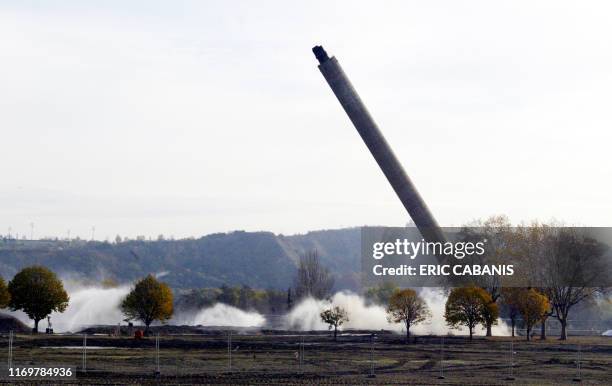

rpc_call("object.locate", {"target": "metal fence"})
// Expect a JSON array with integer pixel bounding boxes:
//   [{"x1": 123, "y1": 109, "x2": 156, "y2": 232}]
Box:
[{"x1": 1, "y1": 331, "x2": 610, "y2": 384}]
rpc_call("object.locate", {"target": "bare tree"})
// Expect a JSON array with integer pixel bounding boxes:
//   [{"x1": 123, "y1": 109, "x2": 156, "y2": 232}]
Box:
[
  {"x1": 513, "y1": 224, "x2": 611, "y2": 340},
  {"x1": 459, "y1": 215, "x2": 513, "y2": 336},
  {"x1": 320, "y1": 305, "x2": 349, "y2": 341},
  {"x1": 539, "y1": 228, "x2": 609, "y2": 340},
  {"x1": 501, "y1": 287, "x2": 522, "y2": 337},
  {"x1": 294, "y1": 250, "x2": 334, "y2": 300},
  {"x1": 513, "y1": 223, "x2": 556, "y2": 339}
]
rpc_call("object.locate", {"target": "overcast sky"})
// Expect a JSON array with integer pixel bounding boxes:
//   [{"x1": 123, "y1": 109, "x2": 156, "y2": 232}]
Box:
[{"x1": 1, "y1": 1, "x2": 611, "y2": 240}]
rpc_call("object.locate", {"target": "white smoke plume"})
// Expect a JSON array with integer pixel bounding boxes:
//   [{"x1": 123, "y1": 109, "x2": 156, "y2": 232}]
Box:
[
  {"x1": 6, "y1": 280, "x2": 507, "y2": 336},
  {"x1": 51, "y1": 286, "x2": 130, "y2": 332},
  {"x1": 9, "y1": 287, "x2": 267, "y2": 332},
  {"x1": 154, "y1": 271, "x2": 170, "y2": 279},
  {"x1": 9, "y1": 285, "x2": 130, "y2": 333},
  {"x1": 286, "y1": 289, "x2": 510, "y2": 336},
  {"x1": 175, "y1": 303, "x2": 266, "y2": 327}
]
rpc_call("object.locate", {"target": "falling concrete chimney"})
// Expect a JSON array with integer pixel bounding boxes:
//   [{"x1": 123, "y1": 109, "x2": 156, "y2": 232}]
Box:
[{"x1": 313, "y1": 45, "x2": 446, "y2": 244}]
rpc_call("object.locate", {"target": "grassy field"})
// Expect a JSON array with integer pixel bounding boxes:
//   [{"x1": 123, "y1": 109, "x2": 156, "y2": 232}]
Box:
[{"x1": 1, "y1": 332, "x2": 610, "y2": 385}]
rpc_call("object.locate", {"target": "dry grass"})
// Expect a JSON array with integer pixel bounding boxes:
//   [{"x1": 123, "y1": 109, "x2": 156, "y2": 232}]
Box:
[{"x1": 1, "y1": 333, "x2": 610, "y2": 385}]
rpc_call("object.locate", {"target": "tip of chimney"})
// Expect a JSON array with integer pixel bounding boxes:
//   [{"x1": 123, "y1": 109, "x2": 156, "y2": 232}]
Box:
[{"x1": 312, "y1": 45, "x2": 329, "y2": 64}]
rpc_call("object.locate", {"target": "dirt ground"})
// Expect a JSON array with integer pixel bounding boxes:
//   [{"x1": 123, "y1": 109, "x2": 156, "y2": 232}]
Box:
[{"x1": 1, "y1": 332, "x2": 610, "y2": 385}]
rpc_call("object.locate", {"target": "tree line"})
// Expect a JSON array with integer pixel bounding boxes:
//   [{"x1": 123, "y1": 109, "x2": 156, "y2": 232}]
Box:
[
  {"x1": 0, "y1": 249, "x2": 335, "y2": 334},
  {"x1": 361, "y1": 215, "x2": 609, "y2": 342},
  {"x1": 175, "y1": 285, "x2": 289, "y2": 314},
  {"x1": 0, "y1": 266, "x2": 173, "y2": 334},
  {"x1": 1, "y1": 215, "x2": 607, "y2": 341},
  {"x1": 0, "y1": 248, "x2": 332, "y2": 334},
  {"x1": 0, "y1": 266, "x2": 553, "y2": 342},
  {"x1": 455, "y1": 216, "x2": 608, "y2": 340}
]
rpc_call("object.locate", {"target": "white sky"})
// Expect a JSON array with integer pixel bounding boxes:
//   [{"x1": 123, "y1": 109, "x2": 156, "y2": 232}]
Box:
[{"x1": 1, "y1": 1, "x2": 611, "y2": 240}]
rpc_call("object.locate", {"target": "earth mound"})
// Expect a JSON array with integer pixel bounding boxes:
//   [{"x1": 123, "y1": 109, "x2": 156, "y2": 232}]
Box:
[{"x1": 0, "y1": 313, "x2": 29, "y2": 333}]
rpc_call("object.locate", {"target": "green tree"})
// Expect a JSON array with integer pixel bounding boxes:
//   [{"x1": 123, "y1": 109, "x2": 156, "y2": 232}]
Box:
[
  {"x1": 8, "y1": 266, "x2": 69, "y2": 333},
  {"x1": 121, "y1": 275, "x2": 173, "y2": 333},
  {"x1": 320, "y1": 305, "x2": 349, "y2": 341},
  {"x1": 386, "y1": 288, "x2": 430, "y2": 343},
  {"x1": 515, "y1": 288, "x2": 550, "y2": 341},
  {"x1": 218, "y1": 284, "x2": 240, "y2": 306},
  {"x1": 238, "y1": 285, "x2": 256, "y2": 309},
  {"x1": 444, "y1": 286, "x2": 493, "y2": 340},
  {"x1": 0, "y1": 276, "x2": 10, "y2": 308},
  {"x1": 175, "y1": 288, "x2": 220, "y2": 311}
]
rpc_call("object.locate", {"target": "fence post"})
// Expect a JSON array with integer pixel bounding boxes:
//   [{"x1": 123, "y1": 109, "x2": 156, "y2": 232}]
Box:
[
  {"x1": 82, "y1": 334, "x2": 87, "y2": 374},
  {"x1": 7, "y1": 330, "x2": 13, "y2": 370},
  {"x1": 367, "y1": 333, "x2": 376, "y2": 378},
  {"x1": 438, "y1": 336, "x2": 445, "y2": 379},
  {"x1": 572, "y1": 345, "x2": 581, "y2": 382},
  {"x1": 300, "y1": 335, "x2": 304, "y2": 372},
  {"x1": 506, "y1": 341, "x2": 515, "y2": 381},
  {"x1": 155, "y1": 333, "x2": 160, "y2": 376},
  {"x1": 227, "y1": 330, "x2": 232, "y2": 372}
]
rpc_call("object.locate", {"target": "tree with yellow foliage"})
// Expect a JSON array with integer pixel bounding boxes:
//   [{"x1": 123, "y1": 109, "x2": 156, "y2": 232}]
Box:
[
  {"x1": 515, "y1": 288, "x2": 550, "y2": 341},
  {"x1": 121, "y1": 275, "x2": 173, "y2": 333},
  {"x1": 445, "y1": 286, "x2": 496, "y2": 340},
  {"x1": 386, "y1": 288, "x2": 430, "y2": 343}
]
